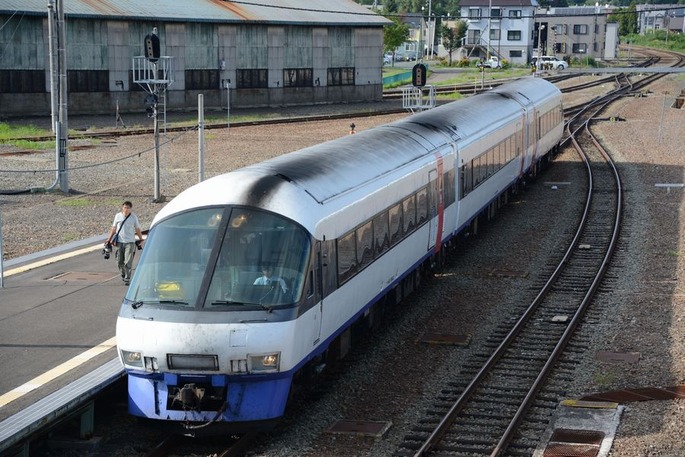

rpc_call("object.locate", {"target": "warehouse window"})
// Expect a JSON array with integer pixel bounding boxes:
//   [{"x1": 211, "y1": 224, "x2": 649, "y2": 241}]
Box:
[
  {"x1": 67, "y1": 70, "x2": 108, "y2": 93},
  {"x1": 236, "y1": 69, "x2": 268, "y2": 89},
  {"x1": 328, "y1": 67, "x2": 355, "y2": 86},
  {"x1": 283, "y1": 68, "x2": 313, "y2": 88},
  {"x1": 0, "y1": 70, "x2": 45, "y2": 93},
  {"x1": 185, "y1": 70, "x2": 220, "y2": 90}
]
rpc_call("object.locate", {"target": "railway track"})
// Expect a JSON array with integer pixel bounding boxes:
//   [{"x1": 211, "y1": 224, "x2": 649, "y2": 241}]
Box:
[
  {"x1": 392, "y1": 49, "x2": 684, "y2": 457},
  {"x1": 393, "y1": 71, "x2": 627, "y2": 457}
]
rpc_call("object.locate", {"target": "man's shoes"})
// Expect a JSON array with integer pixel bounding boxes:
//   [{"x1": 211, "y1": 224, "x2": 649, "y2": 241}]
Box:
[{"x1": 124, "y1": 280, "x2": 130, "y2": 285}]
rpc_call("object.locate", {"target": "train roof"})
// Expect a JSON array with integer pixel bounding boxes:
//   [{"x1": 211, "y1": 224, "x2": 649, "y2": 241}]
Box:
[
  {"x1": 153, "y1": 78, "x2": 560, "y2": 228},
  {"x1": 0, "y1": 0, "x2": 389, "y2": 26}
]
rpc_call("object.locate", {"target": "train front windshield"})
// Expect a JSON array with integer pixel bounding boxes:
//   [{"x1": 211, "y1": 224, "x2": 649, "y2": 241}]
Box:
[{"x1": 126, "y1": 207, "x2": 311, "y2": 309}]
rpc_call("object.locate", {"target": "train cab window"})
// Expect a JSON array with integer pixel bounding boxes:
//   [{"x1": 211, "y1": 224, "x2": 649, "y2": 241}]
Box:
[
  {"x1": 373, "y1": 212, "x2": 390, "y2": 257},
  {"x1": 128, "y1": 208, "x2": 310, "y2": 309},
  {"x1": 389, "y1": 203, "x2": 403, "y2": 246},
  {"x1": 417, "y1": 187, "x2": 429, "y2": 225},
  {"x1": 403, "y1": 195, "x2": 416, "y2": 233},
  {"x1": 125, "y1": 207, "x2": 225, "y2": 307},
  {"x1": 357, "y1": 221, "x2": 374, "y2": 268},
  {"x1": 337, "y1": 232, "x2": 357, "y2": 284}
]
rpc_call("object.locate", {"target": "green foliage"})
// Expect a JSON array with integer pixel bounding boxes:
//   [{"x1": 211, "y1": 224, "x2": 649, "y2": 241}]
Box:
[
  {"x1": 627, "y1": 31, "x2": 685, "y2": 52},
  {"x1": 457, "y1": 57, "x2": 471, "y2": 67},
  {"x1": 609, "y1": 2, "x2": 638, "y2": 35},
  {"x1": 383, "y1": 16, "x2": 410, "y2": 53}
]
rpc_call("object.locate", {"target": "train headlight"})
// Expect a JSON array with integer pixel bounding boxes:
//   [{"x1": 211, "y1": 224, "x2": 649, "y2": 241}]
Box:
[
  {"x1": 121, "y1": 350, "x2": 144, "y2": 368},
  {"x1": 249, "y1": 352, "x2": 280, "y2": 373}
]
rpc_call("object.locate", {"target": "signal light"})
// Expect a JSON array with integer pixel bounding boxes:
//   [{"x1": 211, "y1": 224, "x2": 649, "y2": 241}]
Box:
[
  {"x1": 144, "y1": 30, "x2": 160, "y2": 62},
  {"x1": 412, "y1": 63, "x2": 427, "y2": 87},
  {"x1": 144, "y1": 94, "x2": 158, "y2": 117}
]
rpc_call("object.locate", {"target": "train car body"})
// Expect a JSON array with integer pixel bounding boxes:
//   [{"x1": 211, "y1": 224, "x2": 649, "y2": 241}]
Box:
[{"x1": 115, "y1": 77, "x2": 564, "y2": 432}]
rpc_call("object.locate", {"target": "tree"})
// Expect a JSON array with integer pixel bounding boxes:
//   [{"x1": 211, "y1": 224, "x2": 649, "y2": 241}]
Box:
[
  {"x1": 609, "y1": 1, "x2": 638, "y2": 36},
  {"x1": 441, "y1": 20, "x2": 467, "y2": 65},
  {"x1": 383, "y1": 16, "x2": 410, "y2": 65}
]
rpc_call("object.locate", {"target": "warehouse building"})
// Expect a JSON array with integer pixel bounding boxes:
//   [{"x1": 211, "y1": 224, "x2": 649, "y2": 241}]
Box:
[{"x1": 0, "y1": 0, "x2": 389, "y2": 118}]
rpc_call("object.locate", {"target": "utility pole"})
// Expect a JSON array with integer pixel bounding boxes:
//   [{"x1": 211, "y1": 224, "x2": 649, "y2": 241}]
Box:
[
  {"x1": 47, "y1": 0, "x2": 69, "y2": 193},
  {"x1": 57, "y1": 0, "x2": 69, "y2": 193}
]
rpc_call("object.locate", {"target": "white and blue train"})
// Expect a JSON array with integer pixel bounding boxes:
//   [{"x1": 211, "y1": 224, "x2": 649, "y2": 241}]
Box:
[{"x1": 116, "y1": 77, "x2": 564, "y2": 432}]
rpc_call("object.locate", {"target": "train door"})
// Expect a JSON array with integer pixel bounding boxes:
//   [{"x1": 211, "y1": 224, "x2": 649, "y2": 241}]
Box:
[
  {"x1": 312, "y1": 241, "x2": 323, "y2": 345},
  {"x1": 427, "y1": 164, "x2": 444, "y2": 252}
]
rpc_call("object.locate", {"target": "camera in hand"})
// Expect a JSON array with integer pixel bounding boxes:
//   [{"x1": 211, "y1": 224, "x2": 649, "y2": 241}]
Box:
[
  {"x1": 135, "y1": 240, "x2": 142, "y2": 250},
  {"x1": 102, "y1": 242, "x2": 112, "y2": 259}
]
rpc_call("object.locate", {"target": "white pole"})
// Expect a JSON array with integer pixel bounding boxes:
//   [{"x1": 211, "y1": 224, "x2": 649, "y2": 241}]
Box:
[
  {"x1": 57, "y1": 0, "x2": 69, "y2": 193},
  {"x1": 226, "y1": 79, "x2": 230, "y2": 130},
  {"x1": 198, "y1": 94, "x2": 205, "y2": 183},
  {"x1": 0, "y1": 211, "x2": 4, "y2": 288}
]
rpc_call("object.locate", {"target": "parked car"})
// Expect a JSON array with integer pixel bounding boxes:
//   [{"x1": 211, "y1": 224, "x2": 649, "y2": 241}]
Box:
[
  {"x1": 476, "y1": 56, "x2": 501, "y2": 69},
  {"x1": 532, "y1": 55, "x2": 568, "y2": 70}
]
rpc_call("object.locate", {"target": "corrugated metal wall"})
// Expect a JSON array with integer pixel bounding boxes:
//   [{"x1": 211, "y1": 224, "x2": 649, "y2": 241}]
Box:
[
  {"x1": 68, "y1": 19, "x2": 107, "y2": 69},
  {"x1": 237, "y1": 25, "x2": 267, "y2": 68},
  {"x1": 0, "y1": 15, "x2": 44, "y2": 69}
]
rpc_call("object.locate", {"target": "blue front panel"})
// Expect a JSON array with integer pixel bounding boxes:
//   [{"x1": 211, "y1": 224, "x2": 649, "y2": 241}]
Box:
[{"x1": 127, "y1": 373, "x2": 292, "y2": 422}]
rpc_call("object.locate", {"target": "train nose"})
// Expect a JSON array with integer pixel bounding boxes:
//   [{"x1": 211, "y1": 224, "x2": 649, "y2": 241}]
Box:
[{"x1": 173, "y1": 383, "x2": 205, "y2": 410}]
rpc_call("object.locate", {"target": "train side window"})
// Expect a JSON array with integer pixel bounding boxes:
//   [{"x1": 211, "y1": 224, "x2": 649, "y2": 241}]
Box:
[
  {"x1": 373, "y1": 211, "x2": 390, "y2": 257},
  {"x1": 403, "y1": 195, "x2": 416, "y2": 233},
  {"x1": 488, "y1": 146, "x2": 492, "y2": 176},
  {"x1": 357, "y1": 221, "x2": 374, "y2": 268},
  {"x1": 337, "y1": 232, "x2": 357, "y2": 284},
  {"x1": 417, "y1": 187, "x2": 428, "y2": 225},
  {"x1": 389, "y1": 203, "x2": 403, "y2": 245},
  {"x1": 461, "y1": 163, "x2": 471, "y2": 198},
  {"x1": 443, "y1": 168, "x2": 455, "y2": 206}
]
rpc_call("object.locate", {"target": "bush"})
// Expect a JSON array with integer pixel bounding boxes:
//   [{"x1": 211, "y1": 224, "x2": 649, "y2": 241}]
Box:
[{"x1": 457, "y1": 57, "x2": 471, "y2": 67}]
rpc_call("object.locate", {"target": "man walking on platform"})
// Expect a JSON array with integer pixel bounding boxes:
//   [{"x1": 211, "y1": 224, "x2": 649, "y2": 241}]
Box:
[{"x1": 105, "y1": 201, "x2": 144, "y2": 285}]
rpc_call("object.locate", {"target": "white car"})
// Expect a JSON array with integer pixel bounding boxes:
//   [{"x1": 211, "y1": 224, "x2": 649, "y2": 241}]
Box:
[
  {"x1": 532, "y1": 56, "x2": 568, "y2": 70},
  {"x1": 477, "y1": 56, "x2": 501, "y2": 69}
]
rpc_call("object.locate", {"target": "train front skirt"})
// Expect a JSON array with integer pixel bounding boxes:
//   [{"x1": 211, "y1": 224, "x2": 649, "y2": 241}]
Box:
[{"x1": 127, "y1": 371, "x2": 292, "y2": 427}]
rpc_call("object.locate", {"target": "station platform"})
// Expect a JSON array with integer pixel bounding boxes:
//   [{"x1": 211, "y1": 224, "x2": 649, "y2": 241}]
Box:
[{"x1": 0, "y1": 235, "x2": 131, "y2": 423}]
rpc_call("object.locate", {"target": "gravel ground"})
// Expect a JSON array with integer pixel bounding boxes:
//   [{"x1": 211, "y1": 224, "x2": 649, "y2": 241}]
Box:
[{"x1": 5, "y1": 72, "x2": 685, "y2": 456}]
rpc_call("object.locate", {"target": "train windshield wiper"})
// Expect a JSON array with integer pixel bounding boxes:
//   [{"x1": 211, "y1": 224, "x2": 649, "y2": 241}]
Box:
[
  {"x1": 131, "y1": 299, "x2": 189, "y2": 309},
  {"x1": 211, "y1": 300, "x2": 245, "y2": 306},
  {"x1": 158, "y1": 300, "x2": 189, "y2": 306}
]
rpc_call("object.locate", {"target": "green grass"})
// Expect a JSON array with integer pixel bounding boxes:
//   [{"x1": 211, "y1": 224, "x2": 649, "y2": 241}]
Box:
[{"x1": 0, "y1": 122, "x2": 55, "y2": 149}]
